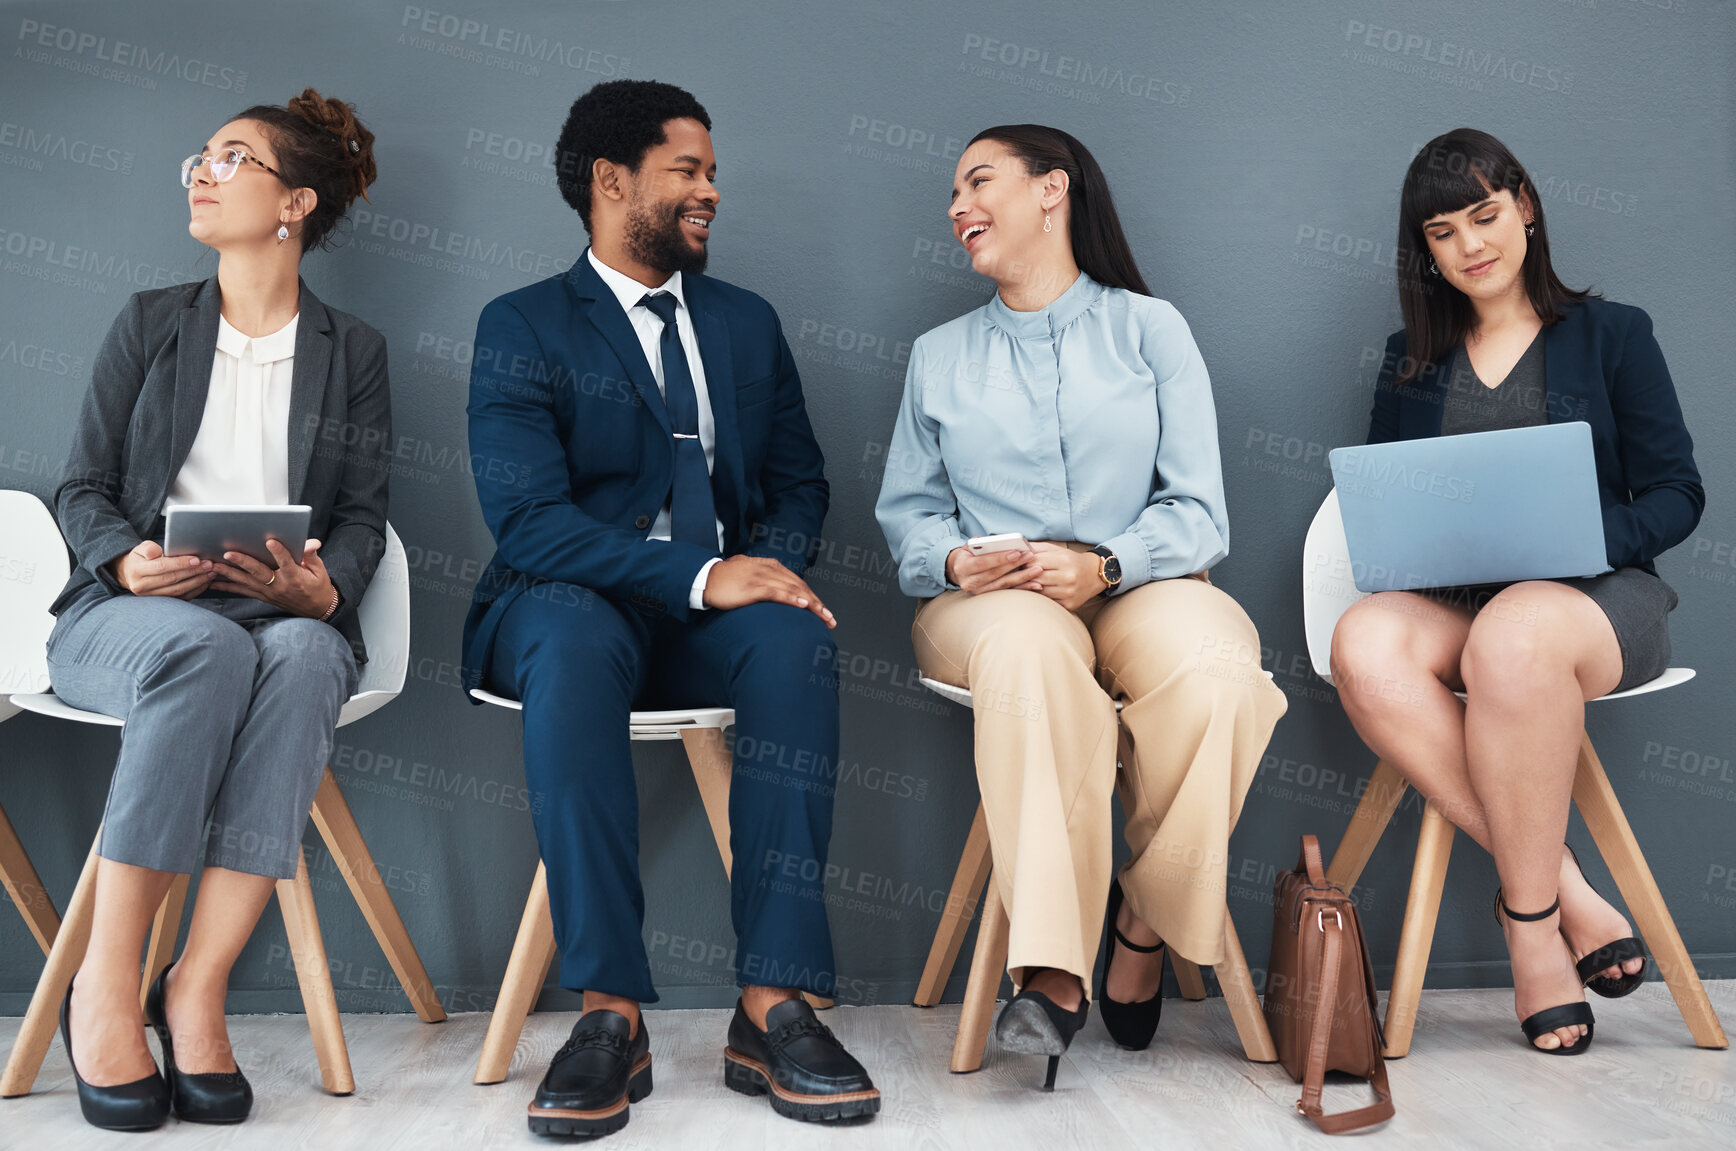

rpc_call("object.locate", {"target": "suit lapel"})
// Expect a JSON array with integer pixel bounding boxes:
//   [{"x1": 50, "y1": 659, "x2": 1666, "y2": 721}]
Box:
[
  {"x1": 568, "y1": 257, "x2": 671, "y2": 434},
  {"x1": 167, "y1": 278, "x2": 221, "y2": 489},
  {"x1": 689, "y1": 289, "x2": 745, "y2": 546},
  {"x1": 286, "y1": 279, "x2": 332, "y2": 503}
]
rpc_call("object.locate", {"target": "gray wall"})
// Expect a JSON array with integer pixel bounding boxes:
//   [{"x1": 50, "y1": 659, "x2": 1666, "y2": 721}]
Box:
[{"x1": 2, "y1": 0, "x2": 1731, "y2": 1016}]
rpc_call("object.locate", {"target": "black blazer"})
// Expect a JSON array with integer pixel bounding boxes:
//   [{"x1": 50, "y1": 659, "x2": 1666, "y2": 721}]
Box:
[
  {"x1": 1367, "y1": 297, "x2": 1703, "y2": 572},
  {"x1": 52, "y1": 276, "x2": 392, "y2": 661}
]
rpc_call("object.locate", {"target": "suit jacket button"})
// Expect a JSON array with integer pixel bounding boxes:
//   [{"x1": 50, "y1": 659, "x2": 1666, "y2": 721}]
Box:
[{"x1": 634, "y1": 515, "x2": 651, "y2": 530}]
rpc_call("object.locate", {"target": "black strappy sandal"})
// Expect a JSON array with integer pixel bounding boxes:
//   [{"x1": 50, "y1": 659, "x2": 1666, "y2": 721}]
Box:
[
  {"x1": 1495, "y1": 893, "x2": 1595, "y2": 1056},
  {"x1": 1563, "y1": 844, "x2": 1648, "y2": 998},
  {"x1": 1098, "y1": 878, "x2": 1164, "y2": 1051}
]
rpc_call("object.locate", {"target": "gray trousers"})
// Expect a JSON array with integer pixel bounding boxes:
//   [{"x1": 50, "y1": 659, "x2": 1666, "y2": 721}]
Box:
[{"x1": 45, "y1": 593, "x2": 357, "y2": 879}]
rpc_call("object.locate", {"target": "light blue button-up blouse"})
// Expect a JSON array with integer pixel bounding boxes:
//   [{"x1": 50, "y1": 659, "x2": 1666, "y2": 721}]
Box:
[{"x1": 875, "y1": 271, "x2": 1229, "y2": 599}]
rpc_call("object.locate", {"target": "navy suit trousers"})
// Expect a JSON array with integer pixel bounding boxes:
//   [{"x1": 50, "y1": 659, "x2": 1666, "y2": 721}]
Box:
[{"x1": 488, "y1": 581, "x2": 840, "y2": 1003}]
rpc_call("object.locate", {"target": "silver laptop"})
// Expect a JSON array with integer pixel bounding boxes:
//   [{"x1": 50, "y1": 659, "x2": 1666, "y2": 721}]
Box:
[{"x1": 1327, "y1": 422, "x2": 1610, "y2": 593}]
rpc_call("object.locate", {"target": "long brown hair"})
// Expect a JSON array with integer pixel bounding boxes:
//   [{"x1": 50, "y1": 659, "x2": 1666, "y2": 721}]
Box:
[
  {"x1": 968, "y1": 124, "x2": 1151, "y2": 296},
  {"x1": 1393, "y1": 128, "x2": 1591, "y2": 387}
]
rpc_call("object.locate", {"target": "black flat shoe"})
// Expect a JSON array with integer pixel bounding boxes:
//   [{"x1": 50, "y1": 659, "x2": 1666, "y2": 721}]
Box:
[
  {"x1": 144, "y1": 962, "x2": 252, "y2": 1124},
  {"x1": 1495, "y1": 893, "x2": 1596, "y2": 1056},
  {"x1": 1563, "y1": 844, "x2": 1648, "y2": 998},
  {"x1": 528, "y1": 1009, "x2": 651, "y2": 1138},
  {"x1": 995, "y1": 985, "x2": 1090, "y2": 1090},
  {"x1": 59, "y1": 980, "x2": 170, "y2": 1132},
  {"x1": 1098, "y1": 878, "x2": 1164, "y2": 1051},
  {"x1": 723, "y1": 997, "x2": 880, "y2": 1122}
]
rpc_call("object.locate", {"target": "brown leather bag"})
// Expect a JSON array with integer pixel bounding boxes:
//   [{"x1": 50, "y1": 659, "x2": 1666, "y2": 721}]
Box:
[{"x1": 1261, "y1": 835, "x2": 1394, "y2": 1134}]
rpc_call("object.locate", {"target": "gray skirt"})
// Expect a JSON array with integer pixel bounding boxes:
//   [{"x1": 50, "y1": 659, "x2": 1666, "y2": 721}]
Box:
[{"x1": 1428, "y1": 567, "x2": 1676, "y2": 693}]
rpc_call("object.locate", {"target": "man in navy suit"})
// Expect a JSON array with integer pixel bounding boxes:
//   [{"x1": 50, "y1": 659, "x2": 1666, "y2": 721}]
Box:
[{"x1": 462, "y1": 80, "x2": 879, "y2": 1137}]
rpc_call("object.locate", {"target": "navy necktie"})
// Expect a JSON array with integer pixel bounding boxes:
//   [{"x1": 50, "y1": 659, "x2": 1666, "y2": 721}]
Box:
[{"x1": 639, "y1": 292, "x2": 718, "y2": 552}]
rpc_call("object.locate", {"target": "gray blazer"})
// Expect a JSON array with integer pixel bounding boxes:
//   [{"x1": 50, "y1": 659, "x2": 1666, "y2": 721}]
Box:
[{"x1": 52, "y1": 275, "x2": 392, "y2": 662}]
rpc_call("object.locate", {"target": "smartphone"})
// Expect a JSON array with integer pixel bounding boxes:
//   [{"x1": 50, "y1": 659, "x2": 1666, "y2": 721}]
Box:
[{"x1": 966, "y1": 532, "x2": 1031, "y2": 556}]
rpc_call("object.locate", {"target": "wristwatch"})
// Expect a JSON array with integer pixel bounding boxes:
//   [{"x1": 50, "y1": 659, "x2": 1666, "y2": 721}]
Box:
[{"x1": 1090, "y1": 545, "x2": 1121, "y2": 596}]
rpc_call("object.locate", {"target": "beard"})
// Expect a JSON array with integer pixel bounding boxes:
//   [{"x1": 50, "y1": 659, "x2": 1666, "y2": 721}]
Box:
[{"x1": 623, "y1": 193, "x2": 709, "y2": 276}]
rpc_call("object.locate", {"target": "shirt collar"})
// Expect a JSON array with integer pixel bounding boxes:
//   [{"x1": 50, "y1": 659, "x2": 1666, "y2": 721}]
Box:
[
  {"x1": 984, "y1": 270, "x2": 1103, "y2": 340},
  {"x1": 215, "y1": 312, "x2": 299, "y2": 364},
  {"x1": 587, "y1": 247, "x2": 686, "y2": 317}
]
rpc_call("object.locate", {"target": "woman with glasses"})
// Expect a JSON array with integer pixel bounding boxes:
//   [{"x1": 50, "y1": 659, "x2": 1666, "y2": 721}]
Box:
[
  {"x1": 876, "y1": 125, "x2": 1287, "y2": 1089},
  {"x1": 44, "y1": 88, "x2": 387, "y2": 1130}
]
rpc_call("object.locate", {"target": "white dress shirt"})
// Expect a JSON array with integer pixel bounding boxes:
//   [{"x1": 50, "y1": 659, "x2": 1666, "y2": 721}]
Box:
[
  {"x1": 165, "y1": 312, "x2": 297, "y2": 508},
  {"x1": 586, "y1": 248, "x2": 723, "y2": 609}
]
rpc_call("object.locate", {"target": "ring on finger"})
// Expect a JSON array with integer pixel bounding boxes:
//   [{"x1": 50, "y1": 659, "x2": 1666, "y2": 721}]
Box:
[{"x1": 265, "y1": 573, "x2": 277, "y2": 587}]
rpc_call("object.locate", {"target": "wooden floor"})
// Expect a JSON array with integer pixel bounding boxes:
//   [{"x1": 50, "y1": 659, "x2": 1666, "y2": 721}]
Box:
[{"x1": 2, "y1": 982, "x2": 1732, "y2": 1149}]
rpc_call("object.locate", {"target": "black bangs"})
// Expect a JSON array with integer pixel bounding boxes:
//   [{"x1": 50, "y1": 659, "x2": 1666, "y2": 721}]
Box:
[{"x1": 1400, "y1": 130, "x2": 1527, "y2": 230}]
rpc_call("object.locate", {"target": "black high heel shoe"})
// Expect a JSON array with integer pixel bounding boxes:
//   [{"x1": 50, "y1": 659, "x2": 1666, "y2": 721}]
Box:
[
  {"x1": 144, "y1": 962, "x2": 253, "y2": 1124},
  {"x1": 1494, "y1": 893, "x2": 1596, "y2": 1056},
  {"x1": 994, "y1": 981, "x2": 1090, "y2": 1091},
  {"x1": 59, "y1": 979, "x2": 170, "y2": 1131},
  {"x1": 1562, "y1": 844, "x2": 1648, "y2": 998},
  {"x1": 1098, "y1": 879, "x2": 1164, "y2": 1051}
]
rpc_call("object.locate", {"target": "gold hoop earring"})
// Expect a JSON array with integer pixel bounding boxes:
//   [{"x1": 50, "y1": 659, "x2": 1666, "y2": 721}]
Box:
[{"x1": 1043, "y1": 213, "x2": 1053, "y2": 233}]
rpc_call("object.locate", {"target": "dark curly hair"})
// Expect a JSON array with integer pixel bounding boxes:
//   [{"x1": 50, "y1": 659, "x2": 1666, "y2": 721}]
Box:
[
  {"x1": 231, "y1": 87, "x2": 378, "y2": 253},
  {"x1": 555, "y1": 79, "x2": 711, "y2": 233}
]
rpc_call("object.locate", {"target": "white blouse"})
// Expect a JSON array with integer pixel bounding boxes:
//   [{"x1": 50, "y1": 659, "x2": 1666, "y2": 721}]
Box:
[{"x1": 165, "y1": 312, "x2": 297, "y2": 507}]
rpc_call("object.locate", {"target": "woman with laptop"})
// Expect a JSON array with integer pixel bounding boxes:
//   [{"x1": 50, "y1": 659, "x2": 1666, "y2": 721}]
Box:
[
  {"x1": 876, "y1": 124, "x2": 1288, "y2": 1088},
  {"x1": 1331, "y1": 128, "x2": 1703, "y2": 1055},
  {"x1": 43, "y1": 90, "x2": 389, "y2": 1130}
]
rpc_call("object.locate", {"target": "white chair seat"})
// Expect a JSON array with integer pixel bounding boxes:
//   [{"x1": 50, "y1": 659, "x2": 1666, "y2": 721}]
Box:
[
  {"x1": 8, "y1": 693, "x2": 123, "y2": 727},
  {"x1": 468, "y1": 688, "x2": 733, "y2": 742},
  {"x1": 7, "y1": 526, "x2": 413, "y2": 734},
  {"x1": 918, "y1": 670, "x2": 1271, "y2": 712}
]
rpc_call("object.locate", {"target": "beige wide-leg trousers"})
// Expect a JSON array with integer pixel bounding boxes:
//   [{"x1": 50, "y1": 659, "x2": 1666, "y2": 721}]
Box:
[{"x1": 913, "y1": 562, "x2": 1287, "y2": 995}]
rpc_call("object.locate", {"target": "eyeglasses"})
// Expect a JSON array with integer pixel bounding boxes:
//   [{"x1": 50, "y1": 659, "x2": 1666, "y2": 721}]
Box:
[{"x1": 180, "y1": 147, "x2": 283, "y2": 189}]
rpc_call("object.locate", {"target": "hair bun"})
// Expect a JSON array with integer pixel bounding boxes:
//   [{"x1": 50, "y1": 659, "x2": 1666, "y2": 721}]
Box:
[{"x1": 286, "y1": 87, "x2": 377, "y2": 204}]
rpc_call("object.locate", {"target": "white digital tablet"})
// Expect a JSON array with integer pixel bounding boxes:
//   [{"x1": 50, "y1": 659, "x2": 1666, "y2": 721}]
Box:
[{"x1": 163, "y1": 505, "x2": 311, "y2": 569}]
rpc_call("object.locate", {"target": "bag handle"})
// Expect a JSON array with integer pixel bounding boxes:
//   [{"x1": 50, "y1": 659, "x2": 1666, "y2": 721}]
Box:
[
  {"x1": 1296, "y1": 902, "x2": 1394, "y2": 1134},
  {"x1": 1299, "y1": 833, "x2": 1327, "y2": 886}
]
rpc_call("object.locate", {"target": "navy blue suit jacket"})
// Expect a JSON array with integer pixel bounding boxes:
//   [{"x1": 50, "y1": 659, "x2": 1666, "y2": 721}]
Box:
[
  {"x1": 461, "y1": 254, "x2": 828, "y2": 689},
  {"x1": 1367, "y1": 297, "x2": 1703, "y2": 573}
]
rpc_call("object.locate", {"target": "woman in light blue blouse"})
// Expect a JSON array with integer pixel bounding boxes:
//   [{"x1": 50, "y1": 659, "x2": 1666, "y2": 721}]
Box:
[{"x1": 876, "y1": 124, "x2": 1287, "y2": 1087}]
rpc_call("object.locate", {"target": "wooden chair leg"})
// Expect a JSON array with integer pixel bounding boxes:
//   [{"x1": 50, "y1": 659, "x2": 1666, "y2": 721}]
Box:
[
  {"x1": 950, "y1": 871, "x2": 1009, "y2": 1073},
  {"x1": 1382, "y1": 801, "x2": 1454, "y2": 1058},
  {"x1": 308, "y1": 767, "x2": 446, "y2": 1023},
  {"x1": 1172, "y1": 956, "x2": 1208, "y2": 1001},
  {"x1": 680, "y1": 727, "x2": 735, "y2": 876},
  {"x1": 1216, "y1": 912, "x2": 1278, "y2": 1062},
  {"x1": 1326, "y1": 758, "x2": 1408, "y2": 890},
  {"x1": 1573, "y1": 735, "x2": 1728, "y2": 1049},
  {"x1": 1, "y1": 831, "x2": 99, "y2": 1097},
  {"x1": 276, "y1": 848, "x2": 355, "y2": 1095},
  {"x1": 475, "y1": 862, "x2": 559, "y2": 1085},
  {"x1": 138, "y1": 873, "x2": 190, "y2": 1011},
  {"x1": 0, "y1": 803, "x2": 59, "y2": 956},
  {"x1": 679, "y1": 727, "x2": 834, "y2": 1010},
  {"x1": 914, "y1": 802, "x2": 991, "y2": 1007}
]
